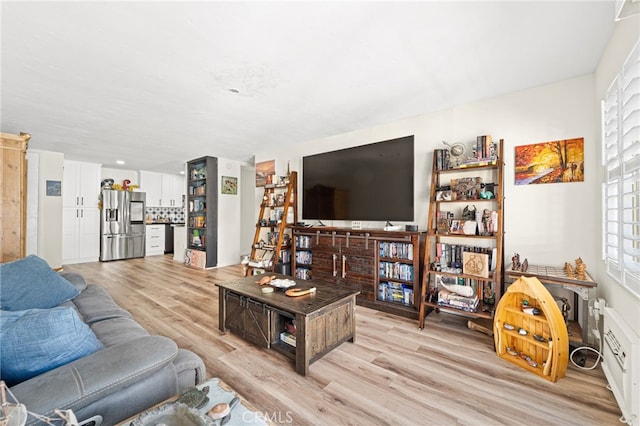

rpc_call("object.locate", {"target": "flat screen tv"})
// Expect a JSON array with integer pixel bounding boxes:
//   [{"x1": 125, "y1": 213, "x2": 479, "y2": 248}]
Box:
[{"x1": 302, "y1": 135, "x2": 414, "y2": 222}]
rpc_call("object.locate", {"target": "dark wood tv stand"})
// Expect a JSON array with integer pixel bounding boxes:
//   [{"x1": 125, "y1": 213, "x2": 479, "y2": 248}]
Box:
[
  {"x1": 291, "y1": 226, "x2": 424, "y2": 319},
  {"x1": 217, "y1": 274, "x2": 359, "y2": 376}
]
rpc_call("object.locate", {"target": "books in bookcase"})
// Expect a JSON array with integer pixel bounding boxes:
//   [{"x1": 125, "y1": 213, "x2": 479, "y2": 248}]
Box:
[
  {"x1": 434, "y1": 149, "x2": 450, "y2": 171},
  {"x1": 476, "y1": 135, "x2": 496, "y2": 161},
  {"x1": 433, "y1": 136, "x2": 498, "y2": 171},
  {"x1": 435, "y1": 243, "x2": 495, "y2": 272}
]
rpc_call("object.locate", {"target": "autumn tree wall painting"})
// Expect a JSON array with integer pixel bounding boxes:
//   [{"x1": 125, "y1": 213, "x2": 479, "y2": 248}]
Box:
[{"x1": 514, "y1": 138, "x2": 584, "y2": 185}]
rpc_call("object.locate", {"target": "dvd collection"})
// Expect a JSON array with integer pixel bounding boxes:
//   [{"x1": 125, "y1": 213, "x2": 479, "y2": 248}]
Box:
[{"x1": 379, "y1": 242, "x2": 414, "y2": 260}]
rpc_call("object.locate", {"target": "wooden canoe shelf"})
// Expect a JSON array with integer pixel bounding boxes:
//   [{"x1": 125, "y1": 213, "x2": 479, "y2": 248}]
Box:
[{"x1": 493, "y1": 276, "x2": 569, "y2": 382}]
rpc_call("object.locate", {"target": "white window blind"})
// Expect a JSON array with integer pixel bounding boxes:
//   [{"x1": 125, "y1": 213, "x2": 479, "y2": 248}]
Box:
[{"x1": 602, "y1": 39, "x2": 640, "y2": 299}]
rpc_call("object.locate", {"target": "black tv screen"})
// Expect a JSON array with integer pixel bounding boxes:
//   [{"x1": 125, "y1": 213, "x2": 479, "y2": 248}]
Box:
[{"x1": 302, "y1": 136, "x2": 414, "y2": 222}]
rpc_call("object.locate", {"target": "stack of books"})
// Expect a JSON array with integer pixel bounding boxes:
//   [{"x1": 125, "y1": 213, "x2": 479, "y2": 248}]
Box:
[{"x1": 437, "y1": 287, "x2": 479, "y2": 312}]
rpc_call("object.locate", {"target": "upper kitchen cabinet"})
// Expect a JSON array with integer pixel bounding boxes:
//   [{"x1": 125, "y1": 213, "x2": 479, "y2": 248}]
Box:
[
  {"x1": 161, "y1": 173, "x2": 185, "y2": 207},
  {"x1": 140, "y1": 171, "x2": 184, "y2": 207},
  {"x1": 62, "y1": 160, "x2": 101, "y2": 264},
  {"x1": 139, "y1": 171, "x2": 162, "y2": 206}
]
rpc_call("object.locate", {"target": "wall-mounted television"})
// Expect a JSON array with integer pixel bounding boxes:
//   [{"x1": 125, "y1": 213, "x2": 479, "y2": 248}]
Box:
[{"x1": 302, "y1": 135, "x2": 414, "y2": 222}]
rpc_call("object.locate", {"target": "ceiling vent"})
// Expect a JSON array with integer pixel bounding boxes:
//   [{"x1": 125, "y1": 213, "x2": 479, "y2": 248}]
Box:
[{"x1": 615, "y1": 0, "x2": 640, "y2": 20}]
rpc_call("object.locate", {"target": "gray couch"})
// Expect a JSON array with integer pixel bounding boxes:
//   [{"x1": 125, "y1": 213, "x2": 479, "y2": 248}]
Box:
[{"x1": 9, "y1": 272, "x2": 206, "y2": 426}]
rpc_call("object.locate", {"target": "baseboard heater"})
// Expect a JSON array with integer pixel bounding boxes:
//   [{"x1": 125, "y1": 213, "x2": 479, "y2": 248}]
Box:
[{"x1": 602, "y1": 307, "x2": 639, "y2": 426}]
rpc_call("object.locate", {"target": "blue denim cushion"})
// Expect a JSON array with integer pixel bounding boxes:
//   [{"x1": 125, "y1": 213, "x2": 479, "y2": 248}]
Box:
[
  {"x1": 0, "y1": 255, "x2": 79, "y2": 311},
  {"x1": 0, "y1": 307, "x2": 104, "y2": 386}
]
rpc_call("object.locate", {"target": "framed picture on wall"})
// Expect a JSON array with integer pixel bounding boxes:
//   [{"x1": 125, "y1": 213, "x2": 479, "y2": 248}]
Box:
[
  {"x1": 221, "y1": 176, "x2": 237, "y2": 195},
  {"x1": 256, "y1": 160, "x2": 275, "y2": 187},
  {"x1": 515, "y1": 137, "x2": 584, "y2": 185}
]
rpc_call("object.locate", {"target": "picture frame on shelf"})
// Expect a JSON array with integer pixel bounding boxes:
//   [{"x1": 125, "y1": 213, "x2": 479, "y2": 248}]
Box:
[
  {"x1": 449, "y1": 220, "x2": 464, "y2": 234},
  {"x1": 462, "y1": 220, "x2": 477, "y2": 235},
  {"x1": 436, "y1": 217, "x2": 450, "y2": 234},
  {"x1": 256, "y1": 160, "x2": 275, "y2": 187},
  {"x1": 462, "y1": 251, "x2": 489, "y2": 278},
  {"x1": 435, "y1": 190, "x2": 452, "y2": 201}
]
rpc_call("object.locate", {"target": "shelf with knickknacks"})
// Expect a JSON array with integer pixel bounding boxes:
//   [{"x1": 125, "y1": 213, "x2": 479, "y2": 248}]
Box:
[
  {"x1": 245, "y1": 171, "x2": 298, "y2": 276},
  {"x1": 419, "y1": 137, "x2": 505, "y2": 332}
]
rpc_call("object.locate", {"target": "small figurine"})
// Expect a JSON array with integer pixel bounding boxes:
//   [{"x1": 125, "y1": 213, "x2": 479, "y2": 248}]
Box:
[
  {"x1": 565, "y1": 262, "x2": 575, "y2": 278},
  {"x1": 575, "y1": 257, "x2": 587, "y2": 280},
  {"x1": 176, "y1": 385, "x2": 210, "y2": 409},
  {"x1": 512, "y1": 253, "x2": 521, "y2": 271}
]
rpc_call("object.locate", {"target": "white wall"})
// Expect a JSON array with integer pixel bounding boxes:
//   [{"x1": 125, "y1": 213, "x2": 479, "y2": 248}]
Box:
[
  {"x1": 217, "y1": 157, "x2": 243, "y2": 267},
  {"x1": 594, "y1": 16, "x2": 640, "y2": 328},
  {"x1": 26, "y1": 151, "x2": 39, "y2": 256},
  {"x1": 257, "y1": 74, "x2": 598, "y2": 268},
  {"x1": 25, "y1": 149, "x2": 64, "y2": 268}
]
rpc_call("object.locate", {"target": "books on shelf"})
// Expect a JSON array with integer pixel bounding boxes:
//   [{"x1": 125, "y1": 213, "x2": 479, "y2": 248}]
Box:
[
  {"x1": 379, "y1": 242, "x2": 414, "y2": 260},
  {"x1": 295, "y1": 267, "x2": 311, "y2": 280},
  {"x1": 379, "y1": 262, "x2": 414, "y2": 281},
  {"x1": 476, "y1": 135, "x2": 496, "y2": 161},
  {"x1": 437, "y1": 287, "x2": 479, "y2": 312},
  {"x1": 188, "y1": 216, "x2": 206, "y2": 228},
  {"x1": 379, "y1": 281, "x2": 413, "y2": 305},
  {"x1": 280, "y1": 331, "x2": 296, "y2": 347},
  {"x1": 433, "y1": 135, "x2": 497, "y2": 171},
  {"x1": 295, "y1": 250, "x2": 312, "y2": 265},
  {"x1": 189, "y1": 199, "x2": 206, "y2": 212},
  {"x1": 435, "y1": 244, "x2": 494, "y2": 272}
]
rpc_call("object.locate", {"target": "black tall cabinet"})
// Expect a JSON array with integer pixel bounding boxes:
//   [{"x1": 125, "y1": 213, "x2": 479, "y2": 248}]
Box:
[{"x1": 186, "y1": 156, "x2": 218, "y2": 268}]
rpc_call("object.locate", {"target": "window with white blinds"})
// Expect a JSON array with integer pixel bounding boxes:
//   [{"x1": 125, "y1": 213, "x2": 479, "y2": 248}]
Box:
[{"x1": 602, "y1": 39, "x2": 640, "y2": 299}]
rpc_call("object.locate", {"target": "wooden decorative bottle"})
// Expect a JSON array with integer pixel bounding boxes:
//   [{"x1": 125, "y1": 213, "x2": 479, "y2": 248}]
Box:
[{"x1": 493, "y1": 276, "x2": 569, "y2": 382}]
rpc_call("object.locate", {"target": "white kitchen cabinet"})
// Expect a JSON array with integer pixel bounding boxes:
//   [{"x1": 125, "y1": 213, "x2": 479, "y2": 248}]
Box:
[
  {"x1": 145, "y1": 224, "x2": 165, "y2": 255},
  {"x1": 140, "y1": 171, "x2": 163, "y2": 207},
  {"x1": 140, "y1": 171, "x2": 184, "y2": 207},
  {"x1": 62, "y1": 160, "x2": 101, "y2": 264},
  {"x1": 161, "y1": 173, "x2": 185, "y2": 207}
]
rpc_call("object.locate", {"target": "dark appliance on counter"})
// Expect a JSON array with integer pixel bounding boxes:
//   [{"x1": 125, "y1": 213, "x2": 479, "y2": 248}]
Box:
[
  {"x1": 100, "y1": 190, "x2": 146, "y2": 261},
  {"x1": 165, "y1": 224, "x2": 174, "y2": 254}
]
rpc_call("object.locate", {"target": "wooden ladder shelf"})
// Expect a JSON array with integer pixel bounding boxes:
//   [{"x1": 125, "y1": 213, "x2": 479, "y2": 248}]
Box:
[{"x1": 247, "y1": 171, "x2": 298, "y2": 275}]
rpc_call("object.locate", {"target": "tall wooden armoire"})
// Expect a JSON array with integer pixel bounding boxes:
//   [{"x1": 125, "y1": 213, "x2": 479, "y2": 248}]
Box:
[{"x1": 1, "y1": 132, "x2": 30, "y2": 263}]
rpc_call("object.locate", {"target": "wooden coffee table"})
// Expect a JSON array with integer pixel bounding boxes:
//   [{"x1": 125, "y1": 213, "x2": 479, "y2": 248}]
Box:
[{"x1": 217, "y1": 274, "x2": 359, "y2": 376}]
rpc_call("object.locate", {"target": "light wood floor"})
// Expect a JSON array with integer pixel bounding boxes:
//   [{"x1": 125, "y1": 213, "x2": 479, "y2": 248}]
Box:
[{"x1": 64, "y1": 255, "x2": 621, "y2": 426}]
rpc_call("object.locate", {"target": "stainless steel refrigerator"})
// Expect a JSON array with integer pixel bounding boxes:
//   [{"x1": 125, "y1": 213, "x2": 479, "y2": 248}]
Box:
[{"x1": 100, "y1": 190, "x2": 146, "y2": 261}]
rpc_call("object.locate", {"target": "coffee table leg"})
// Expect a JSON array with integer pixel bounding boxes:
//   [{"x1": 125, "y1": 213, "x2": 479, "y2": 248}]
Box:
[
  {"x1": 349, "y1": 297, "x2": 356, "y2": 343},
  {"x1": 295, "y1": 313, "x2": 309, "y2": 376},
  {"x1": 219, "y1": 287, "x2": 227, "y2": 333}
]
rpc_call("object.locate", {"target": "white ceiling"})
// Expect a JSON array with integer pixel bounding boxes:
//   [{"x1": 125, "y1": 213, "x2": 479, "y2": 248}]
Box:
[{"x1": 1, "y1": 1, "x2": 614, "y2": 173}]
